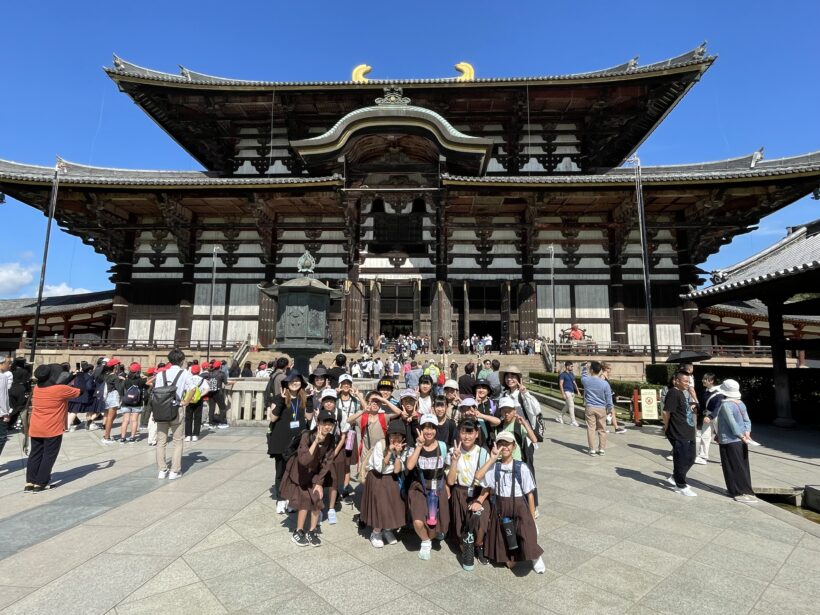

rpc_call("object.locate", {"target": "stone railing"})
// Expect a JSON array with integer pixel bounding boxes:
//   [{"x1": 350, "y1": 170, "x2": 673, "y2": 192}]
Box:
[{"x1": 225, "y1": 377, "x2": 380, "y2": 425}]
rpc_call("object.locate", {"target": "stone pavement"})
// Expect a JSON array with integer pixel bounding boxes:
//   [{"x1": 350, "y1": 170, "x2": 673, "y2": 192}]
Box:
[{"x1": 0, "y1": 410, "x2": 818, "y2": 615}]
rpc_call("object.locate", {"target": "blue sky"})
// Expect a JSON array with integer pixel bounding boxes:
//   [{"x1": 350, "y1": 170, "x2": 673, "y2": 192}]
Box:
[{"x1": 1, "y1": 1, "x2": 818, "y2": 298}]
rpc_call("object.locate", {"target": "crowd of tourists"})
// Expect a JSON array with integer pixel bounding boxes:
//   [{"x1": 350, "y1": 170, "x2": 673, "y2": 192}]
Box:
[{"x1": 0, "y1": 347, "x2": 760, "y2": 574}]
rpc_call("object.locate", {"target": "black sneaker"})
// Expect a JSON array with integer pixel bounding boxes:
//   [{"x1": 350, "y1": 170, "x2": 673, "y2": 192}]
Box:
[
  {"x1": 306, "y1": 531, "x2": 322, "y2": 547},
  {"x1": 292, "y1": 530, "x2": 309, "y2": 547},
  {"x1": 475, "y1": 545, "x2": 489, "y2": 565}
]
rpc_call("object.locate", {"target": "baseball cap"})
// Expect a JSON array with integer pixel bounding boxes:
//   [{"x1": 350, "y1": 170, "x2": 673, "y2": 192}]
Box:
[
  {"x1": 106, "y1": 358, "x2": 121, "y2": 368},
  {"x1": 129, "y1": 362, "x2": 140, "y2": 373},
  {"x1": 498, "y1": 396, "x2": 515, "y2": 410},
  {"x1": 317, "y1": 409, "x2": 337, "y2": 423},
  {"x1": 191, "y1": 364, "x2": 201, "y2": 375},
  {"x1": 459, "y1": 397, "x2": 477, "y2": 407},
  {"x1": 146, "y1": 367, "x2": 156, "y2": 376},
  {"x1": 399, "y1": 388, "x2": 418, "y2": 400},
  {"x1": 419, "y1": 415, "x2": 437, "y2": 427},
  {"x1": 495, "y1": 431, "x2": 516, "y2": 444},
  {"x1": 377, "y1": 378, "x2": 394, "y2": 390},
  {"x1": 443, "y1": 379, "x2": 458, "y2": 390},
  {"x1": 321, "y1": 389, "x2": 338, "y2": 400},
  {"x1": 212, "y1": 360, "x2": 222, "y2": 369},
  {"x1": 338, "y1": 374, "x2": 353, "y2": 385}
]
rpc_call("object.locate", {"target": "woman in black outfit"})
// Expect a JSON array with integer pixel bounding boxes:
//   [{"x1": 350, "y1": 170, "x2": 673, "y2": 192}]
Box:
[{"x1": 267, "y1": 371, "x2": 314, "y2": 514}]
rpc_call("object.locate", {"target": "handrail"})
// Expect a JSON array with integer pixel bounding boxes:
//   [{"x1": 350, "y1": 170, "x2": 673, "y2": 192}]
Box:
[
  {"x1": 20, "y1": 338, "x2": 244, "y2": 351},
  {"x1": 230, "y1": 334, "x2": 252, "y2": 369}
]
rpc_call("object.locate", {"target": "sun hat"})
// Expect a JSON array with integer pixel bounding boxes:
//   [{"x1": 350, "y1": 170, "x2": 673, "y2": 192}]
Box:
[
  {"x1": 317, "y1": 409, "x2": 337, "y2": 423},
  {"x1": 719, "y1": 379, "x2": 742, "y2": 399},
  {"x1": 338, "y1": 374, "x2": 353, "y2": 385},
  {"x1": 283, "y1": 371, "x2": 307, "y2": 387},
  {"x1": 309, "y1": 366, "x2": 328, "y2": 384},
  {"x1": 502, "y1": 366, "x2": 522, "y2": 381}
]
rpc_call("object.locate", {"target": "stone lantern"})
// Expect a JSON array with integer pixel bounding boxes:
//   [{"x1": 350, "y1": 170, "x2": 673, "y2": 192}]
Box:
[{"x1": 259, "y1": 250, "x2": 342, "y2": 375}]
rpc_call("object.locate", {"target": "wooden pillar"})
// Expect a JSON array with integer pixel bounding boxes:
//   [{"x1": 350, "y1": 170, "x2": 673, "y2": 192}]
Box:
[
  {"x1": 610, "y1": 263, "x2": 627, "y2": 347},
  {"x1": 743, "y1": 318, "x2": 755, "y2": 347},
  {"x1": 368, "y1": 280, "x2": 381, "y2": 343},
  {"x1": 766, "y1": 299, "x2": 795, "y2": 427},
  {"x1": 431, "y1": 281, "x2": 453, "y2": 344},
  {"x1": 412, "y1": 280, "x2": 421, "y2": 336},
  {"x1": 500, "y1": 281, "x2": 511, "y2": 349},
  {"x1": 176, "y1": 262, "x2": 194, "y2": 347},
  {"x1": 109, "y1": 262, "x2": 131, "y2": 345},
  {"x1": 462, "y1": 281, "x2": 470, "y2": 339},
  {"x1": 518, "y1": 282, "x2": 537, "y2": 339},
  {"x1": 343, "y1": 280, "x2": 364, "y2": 351},
  {"x1": 676, "y1": 228, "x2": 701, "y2": 347}
]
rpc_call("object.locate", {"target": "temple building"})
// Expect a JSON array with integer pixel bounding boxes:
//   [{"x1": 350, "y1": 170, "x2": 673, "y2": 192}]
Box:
[{"x1": 2, "y1": 45, "x2": 820, "y2": 352}]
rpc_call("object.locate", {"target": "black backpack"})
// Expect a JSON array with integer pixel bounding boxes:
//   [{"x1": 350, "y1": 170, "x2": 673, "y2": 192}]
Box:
[{"x1": 151, "y1": 370, "x2": 183, "y2": 422}]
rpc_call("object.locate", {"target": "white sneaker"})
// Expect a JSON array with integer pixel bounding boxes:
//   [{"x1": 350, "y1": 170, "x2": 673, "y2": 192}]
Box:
[
  {"x1": 382, "y1": 529, "x2": 397, "y2": 545},
  {"x1": 533, "y1": 556, "x2": 546, "y2": 574},
  {"x1": 606, "y1": 414, "x2": 612, "y2": 425},
  {"x1": 746, "y1": 439, "x2": 761, "y2": 447},
  {"x1": 192, "y1": 436, "x2": 198, "y2": 442},
  {"x1": 693, "y1": 456, "x2": 707, "y2": 465},
  {"x1": 276, "y1": 500, "x2": 287, "y2": 515},
  {"x1": 370, "y1": 532, "x2": 384, "y2": 548},
  {"x1": 665, "y1": 454, "x2": 674, "y2": 461},
  {"x1": 217, "y1": 424, "x2": 230, "y2": 429},
  {"x1": 69, "y1": 425, "x2": 77, "y2": 432},
  {"x1": 676, "y1": 486, "x2": 697, "y2": 497},
  {"x1": 571, "y1": 421, "x2": 579, "y2": 427},
  {"x1": 168, "y1": 471, "x2": 181, "y2": 480},
  {"x1": 157, "y1": 470, "x2": 168, "y2": 479},
  {"x1": 418, "y1": 540, "x2": 432, "y2": 560},
  {"x1": 327, "y1": 509, "x2": 337, "y2": 525},
  {"x1": 184, "y1": 436, "x2": 191, "y2": 442},
  {"x1": 555, "y1": 417, "x2": 564, "y2": 424},
  {"x1": 666, "y1": 475, "x2": 677, "y2": 488},
  {"x1": 89, "y1": 423, "x2": 100, "y2": 431}
]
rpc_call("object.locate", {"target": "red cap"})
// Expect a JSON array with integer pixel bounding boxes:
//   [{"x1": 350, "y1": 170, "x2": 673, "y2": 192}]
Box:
[
  {"x1": 146, "y1": 367, "x2": 156, "y2": 376},
  {"x1": 106, "y1": 358, "x2": 121, "y2": 368},
  {"x1": 200, "y1": 361, "x2": 209, "y2": 369},
  {"x1": 191, "y1": 364, "x2": 201, "y2": 375},
  {"x1": 213, "y1": 360, "x2": 222, "y2": 368},
  {"x1": 129, "y1": 362, "x2": 140, "y2": 373}
]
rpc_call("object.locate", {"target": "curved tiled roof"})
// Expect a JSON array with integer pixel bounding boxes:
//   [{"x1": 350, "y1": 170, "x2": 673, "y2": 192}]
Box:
[
  {"x1": 0, "y1": 159, "x2": 342, "y2": 187},
  {"x1": 686, "y1": 221, "x2": 820, "y2": 300},
  {"x1": 0, "y1": 290, "x2": 114, "y2": 319},
  {"x1": 443, "y1": 150, "x2": 820, "y2": 185},
  {"x1": 104, "y1": 44, "x2": 713, "y2": 88}
]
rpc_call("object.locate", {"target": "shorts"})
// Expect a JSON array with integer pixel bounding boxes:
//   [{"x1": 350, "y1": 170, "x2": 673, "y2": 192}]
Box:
[
  {"x1": 105, "y1": 391, "x2": 121, "y2": 409},
  {"x1": 118, "y1": 405, "x2": 143, "y2": 415}
]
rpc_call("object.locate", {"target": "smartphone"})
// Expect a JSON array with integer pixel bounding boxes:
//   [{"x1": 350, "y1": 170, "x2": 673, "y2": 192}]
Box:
[{"x1": 75, "y1": 362, "x2": 81, "y2": 371}]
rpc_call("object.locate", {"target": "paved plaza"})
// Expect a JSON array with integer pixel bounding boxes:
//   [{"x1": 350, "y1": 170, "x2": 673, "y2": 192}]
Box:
[{"x1": 0, "y1": 406, "x2": 818, "y2": 615}]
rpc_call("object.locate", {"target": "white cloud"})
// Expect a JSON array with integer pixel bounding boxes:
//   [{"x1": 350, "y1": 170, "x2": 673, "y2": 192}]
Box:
[
  {"x1": 41, "y1": 283, "x2": 92, "y2": 297},
  {"x1": 0, "y1": 262, "x2": 37, "y2": 296}
]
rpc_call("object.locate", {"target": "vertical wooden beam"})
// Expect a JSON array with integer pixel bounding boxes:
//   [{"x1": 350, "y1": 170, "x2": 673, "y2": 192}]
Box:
[{"x1": 766, "y1": 299, "x2": 795, "y2": 427}]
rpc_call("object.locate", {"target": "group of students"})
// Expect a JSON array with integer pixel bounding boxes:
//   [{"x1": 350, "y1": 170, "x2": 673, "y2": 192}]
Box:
[{"x1": 266, "y1": 366, "x2": 546, "y2": 574}]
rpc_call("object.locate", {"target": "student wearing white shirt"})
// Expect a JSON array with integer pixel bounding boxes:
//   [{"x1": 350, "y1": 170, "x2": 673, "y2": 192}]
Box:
[
  {"x1": 360, "y1": 420, "x2": 408, "y2": 548},
  {"x1": 476, "y1": 431, "x2": 545, "y2": 574}
]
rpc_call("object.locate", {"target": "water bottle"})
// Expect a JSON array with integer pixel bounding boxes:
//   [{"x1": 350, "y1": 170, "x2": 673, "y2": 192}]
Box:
[
  {"x1": 345, "y1": 430, "x2": 355, "y2": 452},
  {"x1": 500, "y1": 516, "x2": 518, "y2": 550},
  {"x1": 462, "y1": 530, "x2": 475, "y2": 571},
  {"x1": 426, "y1": 489, "x2": 439, "y2": 526}
]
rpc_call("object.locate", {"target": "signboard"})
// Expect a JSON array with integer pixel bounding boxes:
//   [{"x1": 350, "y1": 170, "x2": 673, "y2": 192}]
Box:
[{"x1": 641, "y1": 389, "x2": 659, "y2": 420}]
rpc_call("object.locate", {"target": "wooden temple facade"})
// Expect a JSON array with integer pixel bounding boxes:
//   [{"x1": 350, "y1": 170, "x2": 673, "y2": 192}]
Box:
[{"x1": 3, "y1": 45, "x2": 820, "y2": 352}]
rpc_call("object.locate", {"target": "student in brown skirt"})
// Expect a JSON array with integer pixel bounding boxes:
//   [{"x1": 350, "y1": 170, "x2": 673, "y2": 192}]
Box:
[
  {"x1": 447, "y1": 419, "x2": 498, "y2": 571},
  {"x1": 360, "y1": 420, "x2": 408, "y2": 548},
  {"x1": 475, "y1": 431, "x2": 545, "y2": 573},
  {"x1": 280, "y1": 409, "x2": 338, "y2": 547},
  {"x1": 405, "y1": 414, "x2": 451, "y2": 561},
  {"x1": 335, "y1": 374, "x2": 365, "y2": 498}
]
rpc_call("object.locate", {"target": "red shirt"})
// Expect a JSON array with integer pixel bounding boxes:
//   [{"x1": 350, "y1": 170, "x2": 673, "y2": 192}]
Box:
[
  {"x1": 569, "y1": 328, "x2": 583, "y2": 341},
  {"x1": 30, "y1": 385, "x2": 80, "y2": 438}
]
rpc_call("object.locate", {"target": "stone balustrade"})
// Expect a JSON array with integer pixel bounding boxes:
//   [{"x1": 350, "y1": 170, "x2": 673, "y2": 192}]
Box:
[{"x1": 224, "y1": 377, "x2": 380, "y2": 425}]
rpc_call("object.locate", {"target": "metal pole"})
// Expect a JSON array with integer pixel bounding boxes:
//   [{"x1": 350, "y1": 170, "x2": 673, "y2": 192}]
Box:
[
  {"x1": 29, "y1": 158, "x2": 64, "y2": 363},
  {"x1": 550, "y1": 244, "x2": 557, "y2": 371},
  {"x1": 631, "y1": 156, "x2": 658, "y2": 364},
  {"x1": 206, "y1": 245, "x2": 218, "y2": 362}
]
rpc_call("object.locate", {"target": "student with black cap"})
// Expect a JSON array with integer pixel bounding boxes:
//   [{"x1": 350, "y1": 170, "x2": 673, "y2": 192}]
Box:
[
  {"x1": 280, "y1": 408, "x2": 338, "y2": 547},
  {"x1": 447, "y1": 418, "x2": 497, "y2": 570},
  {"x1": 268, "y1": 370, "x2": 314, "y2": 514},
  {"x1": 360, "y1": 419, "x2": 408, "y2": 548},
  {"x1": 26, "y1": 364, "x2": 80, "y2": 492}
]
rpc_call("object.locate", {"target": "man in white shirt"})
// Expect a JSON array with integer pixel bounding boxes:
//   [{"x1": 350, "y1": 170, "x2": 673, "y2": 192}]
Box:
[
  {"x1": 155, "y1": 349, "x2": 195, "y2": 480},
  {"x1": 0, "y1": 357, "x2": 12, "y2": 458}
]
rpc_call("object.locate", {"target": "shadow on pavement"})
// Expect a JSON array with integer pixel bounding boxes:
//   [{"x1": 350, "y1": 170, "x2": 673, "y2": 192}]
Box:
[
  {"x1": 50, "y1": 459, "x2": 115, "y2": 487},
  {"x1": 548, "y1": 438, "x2": 588, "y2": 454},
  {"x1": 615, "y1": 466, "x2": 669, "y2": 488},
  {"x1": 627, "y1": 442, "x2": 669, "y2": 457}
]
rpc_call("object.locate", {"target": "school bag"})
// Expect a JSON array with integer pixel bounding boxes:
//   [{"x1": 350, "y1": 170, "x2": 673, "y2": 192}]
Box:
[
  {"x1": 492, "y1": 460, "x2": 524, "y2": 503},
  {"x1": 122, "y1": 382, "x2": 143, "y2": 406},
  {"x1": 151, "y1": 370, "x2": 183, "y2": 422},
  {"x1": 190, "y1": 377, "x2": 211, "y2": 404},
  {"x1": 282, "y1": 429, "x2": 310, "y2": 462}
]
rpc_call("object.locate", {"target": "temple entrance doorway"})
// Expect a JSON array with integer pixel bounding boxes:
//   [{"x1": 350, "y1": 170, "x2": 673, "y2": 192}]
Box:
[
  {"x1": 467, "y1": 319, "x2": 501, "y2": 350},
  {"x1": 381, "y1": 319, "x2": 413, "y2": 339}
]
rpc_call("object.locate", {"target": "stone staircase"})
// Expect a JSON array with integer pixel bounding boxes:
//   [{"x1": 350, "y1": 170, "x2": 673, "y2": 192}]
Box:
[{"x1": 242, "y1": 349, "x2": 547, "y2": 378}]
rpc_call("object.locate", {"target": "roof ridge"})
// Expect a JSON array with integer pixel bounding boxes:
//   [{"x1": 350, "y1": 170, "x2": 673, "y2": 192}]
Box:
[{"x1": 716, "y1": 227, "x2": 807, "y2": 277}]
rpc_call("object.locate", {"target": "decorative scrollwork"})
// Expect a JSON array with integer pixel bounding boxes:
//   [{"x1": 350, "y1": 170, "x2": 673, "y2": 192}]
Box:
[{"x1": 375, "y1": 86, "x2": 411, "y2": 106}]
